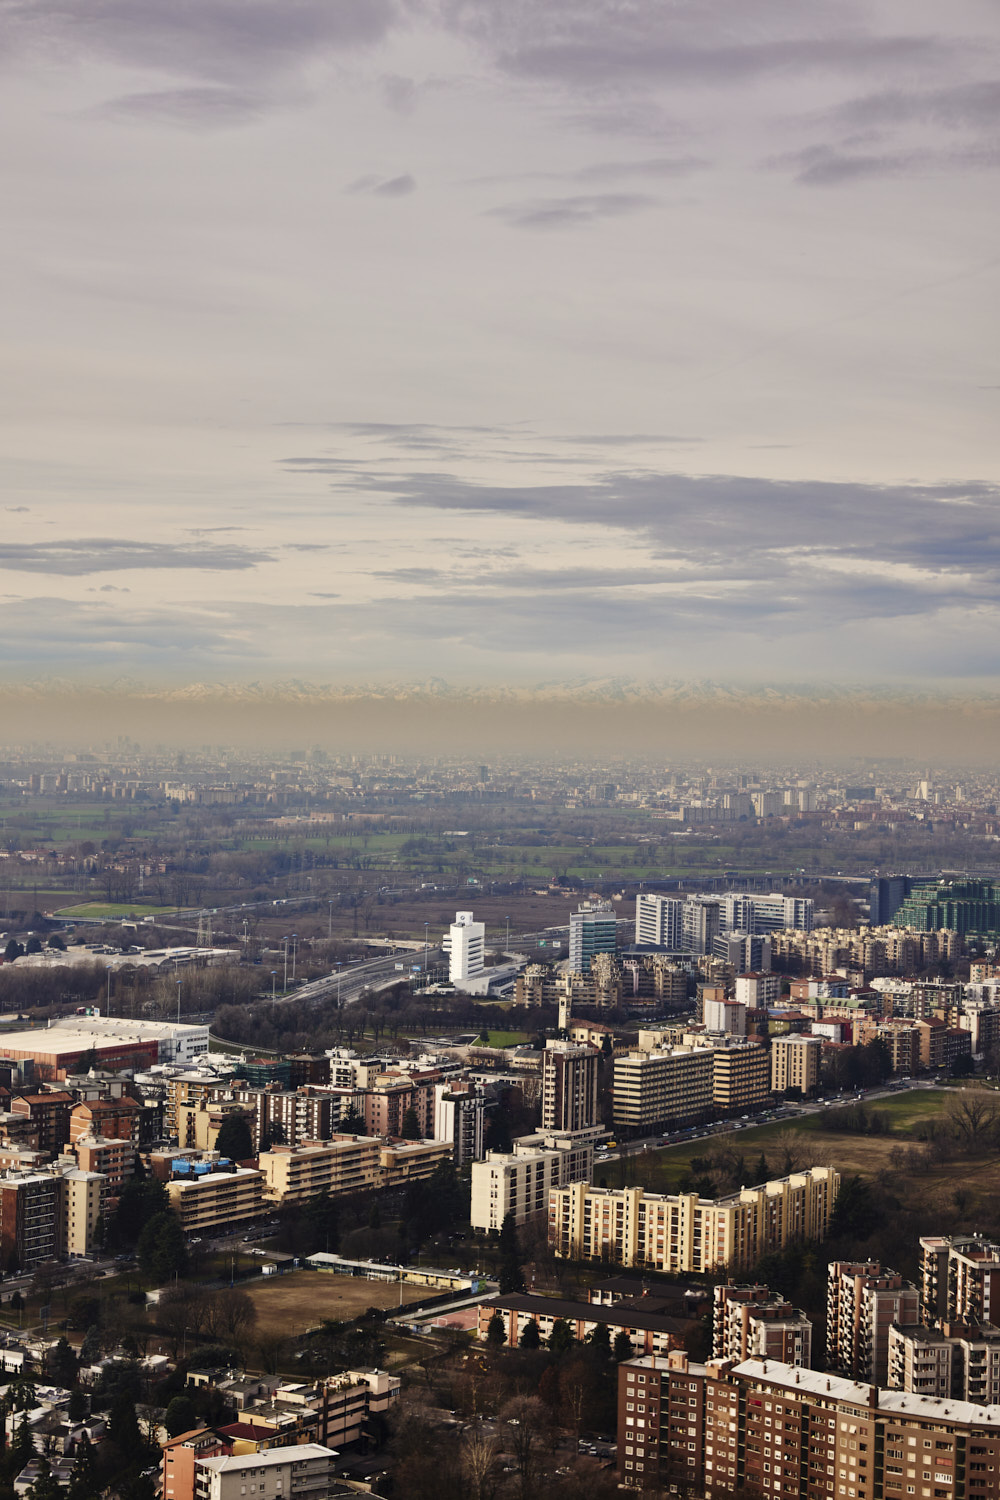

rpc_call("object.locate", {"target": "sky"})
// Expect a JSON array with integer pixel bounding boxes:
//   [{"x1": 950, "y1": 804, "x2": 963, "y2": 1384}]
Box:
[{"x1": 2, "y1": 0, "x2": 999, "y2": 708}]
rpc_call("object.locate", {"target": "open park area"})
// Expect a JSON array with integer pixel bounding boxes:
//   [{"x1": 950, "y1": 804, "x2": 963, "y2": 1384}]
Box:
[{"x1": 241, "y1": 1270, "x2": 430, "y2": 1338}]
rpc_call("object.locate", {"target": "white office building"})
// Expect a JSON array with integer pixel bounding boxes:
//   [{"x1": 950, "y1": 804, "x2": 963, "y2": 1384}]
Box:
[
  {"x1": 470, "y1": 1130, "x2": 596, "y2": 1231},
  {"x1": 444, "y1": 910, "x2": 485, "y2": 985}
]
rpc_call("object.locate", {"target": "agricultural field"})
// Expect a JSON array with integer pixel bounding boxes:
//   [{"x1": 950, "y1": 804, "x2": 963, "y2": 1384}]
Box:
[{"x1": 242, "y1": 1269, "x2": 428, "y2": 1337}]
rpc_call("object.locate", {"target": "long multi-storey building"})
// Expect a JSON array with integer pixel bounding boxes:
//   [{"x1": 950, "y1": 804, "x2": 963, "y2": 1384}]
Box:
[
  {"x1": 613, "y1": 1046, "x2": 714, "y2": 1132},
  {"x1": 617, "y1": 1350, "x2": 1000, "y2": 1496},
  {"x1": 771, "y1": 1034, "x2": 823, "y2": 1095},
  {"x1": 164, "y1": 1160, "x2": 265, "y2": 1235},
  {"x1": 258, "y1": 1136, "x2": 380, "y2": 1204},
  {"x1": 636, "y1": 894, "x2": 684, "y2": 949},
  {"x1": 549, "y1": 1168, "x2": 839, "y2": 1273}
]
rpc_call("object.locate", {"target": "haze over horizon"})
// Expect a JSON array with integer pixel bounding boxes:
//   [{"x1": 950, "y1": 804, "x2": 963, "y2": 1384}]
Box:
[{"x1": 2, "y1": 0, "x2": 998, "y2": 715}]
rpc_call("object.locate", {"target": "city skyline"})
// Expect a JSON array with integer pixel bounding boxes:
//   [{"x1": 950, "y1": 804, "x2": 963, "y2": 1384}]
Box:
[{"x1": 2, "y1": 0, "x2": 998, "y2": 709}]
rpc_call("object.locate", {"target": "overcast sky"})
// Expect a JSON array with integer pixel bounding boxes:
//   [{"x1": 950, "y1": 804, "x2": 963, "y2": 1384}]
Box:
[{"x1": 2, "y1": 0, "x2": 999, "y2": 695}]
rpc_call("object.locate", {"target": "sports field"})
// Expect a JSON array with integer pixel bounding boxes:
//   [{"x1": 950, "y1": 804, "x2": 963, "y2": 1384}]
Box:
[{"x1": 242, "y1": 1269, "x2": 429, "y2": 1336}]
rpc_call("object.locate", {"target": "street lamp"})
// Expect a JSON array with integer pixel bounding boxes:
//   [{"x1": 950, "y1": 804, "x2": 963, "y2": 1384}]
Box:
[
  {"x1": 336, "y1": 961, "x2": 342, "y2": 1008},
  {"x1": 291, "y1": 934, "x2": 298, "y2": 984},
  {"x1": 505, "y1": 915, "x2": 511, "y2": 952},
  {"x1": 271, "y1": 970, "x2": 277, "y2": 1001},
  {"x1": 105, "y1": 966, "x2": 112, "y2": 1017},
  {"x1": 282, "y1": 936, "x2": 289, "y2": 992},
  {"x1": 328, "y1": 900, "x2": 334, "y2": 941},
  {"x1": 176, "y1": 979, "x2": 182, "y2": 1025},
  {"x1": 423, "y1": 922, "x2": 429, "y2": 980}
]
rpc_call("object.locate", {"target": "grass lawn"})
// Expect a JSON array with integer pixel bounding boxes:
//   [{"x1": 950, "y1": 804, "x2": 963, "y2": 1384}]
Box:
[
  {"x1": 54, "y1": 902, "x2": 174, "y2": 919},
  {"x1": 478, "y1": 1030, "x2": 530, "y2": 1047},
  {"x1": 598, "y1": 1089, "x2": 958, "y2": 1196}
]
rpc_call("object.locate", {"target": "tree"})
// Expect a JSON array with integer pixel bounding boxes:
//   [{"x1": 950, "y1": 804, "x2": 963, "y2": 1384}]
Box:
[
  {"x1": 341, "y1": 1104, "x2": 366, "y2": 1134},
  {"x1": 400, "y1": 1107, "x2": 421, "y2": 1141},
  {"x1": 3, "y1": 939, "x2": 23, "y2": 963},
  {"x1": 47, "y1": 933, "x2": 66, "y2": 951},
  {"x1": 519, "y1": 1319, "x2": 541, "y2": 1350},
  {"x1": 497, "y1": 1212, "x2": 525, "y2": 1295},
  {"x1": 486, "y1": 1309, "x2": 507, "y2": 1346},
  {"x1": 112, "y1": 1173, "x2": 168, "y2": 1248},
  {"x1": 49, "y1": 1335, "x2": 78, "y2": 1388},
  {"x1": 24, "y1": 935, "x2": 43, "y2": 956},
  {"x1": 164, "y1": 1394, "x2": 200, "y2": 1437},
  {"x1": 67, "y1": 1388, "x2": 88, "y2": 1423},
  {"x1": 548, "y1": 1318, "x2": 574, "y2": 1356},
  {"x1": 208, "y1": 1288, "x2": 257, "y2": 1346},
  {"x1": 613, "y1": 1330, "x2": 633, "y2": 1362},
  {"x1": 108, "y1": 1389, "x2": 144, "y2": 1463},
  {"x1": 67, "y1": 1433, "x2": 98, "y2": 1500},
  {"x1": 587, "y1": 1321, "x2": 611, "y2": 1361},
  {"x1": 829, "y1": 1174, "x2": 878, "y2": 1241},
  {"x1": 137, "y1": 1209, "x2": 189, "y2": 1282},
  {"x1": 10, "y1": 1412, "x2": 33, "y2": 1473},
  {"x1": 215, "y1": 1111, "x2": 254, "y2": 1161},
  {"x1": 79, "y1": 1325, "x2": 102, "y2": 1364}
]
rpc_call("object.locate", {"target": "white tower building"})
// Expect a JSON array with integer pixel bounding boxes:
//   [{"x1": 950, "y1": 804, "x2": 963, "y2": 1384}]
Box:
[{"x1": 445, "y1": 910, "x2": 485, "y2": 985}]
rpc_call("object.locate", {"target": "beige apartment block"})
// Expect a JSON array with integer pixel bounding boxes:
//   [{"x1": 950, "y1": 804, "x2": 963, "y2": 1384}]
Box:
[
  {"x1": 259, "y1": 1136, "x2": 381, "y2": 1204},
  {"x1": 377, "y1": 1138, "x2": 452, "y2": 1189},
  {"x1": 770, "y1": 1034, "x2": 822, "y2": 1095},
  {"x1": 549, "y1": 1167, "x2": 839, "y2": 1273},
  {"x1": 471, "y1": 1131, "x2": 596, "y2": 1231},
  {"x1": 165, "y1": 1164, "x2": 264, "y2": 1234},
  {"x1": 613, "y1": 1046, "x2": 714, "y2": 1132},
  {"x1": 59, "y1": 1167, "x2": 105, "y2": 1258}
]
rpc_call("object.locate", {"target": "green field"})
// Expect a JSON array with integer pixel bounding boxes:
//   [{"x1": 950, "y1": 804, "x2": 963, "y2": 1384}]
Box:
[
  {"x1": 597, "y1": 1089, "x2": 957, "y2": 1195},
  {"x1": 54, "y1": 902, "x2": 174, "y2": 919}
]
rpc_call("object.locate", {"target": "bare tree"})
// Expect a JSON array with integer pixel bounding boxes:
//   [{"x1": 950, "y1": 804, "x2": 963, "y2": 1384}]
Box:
[
  {"x1": 461, "y1": 1432, "x2": 500, "y2": 1500},
  {"x1": 947, "y1": 1090, "x2": 1000, "y2": 1153}
]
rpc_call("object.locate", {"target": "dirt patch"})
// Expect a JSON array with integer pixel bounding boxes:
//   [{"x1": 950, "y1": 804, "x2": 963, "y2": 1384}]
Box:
[{"x1": 241, "y1": 1269, "x2": 429, "y2": 1337}]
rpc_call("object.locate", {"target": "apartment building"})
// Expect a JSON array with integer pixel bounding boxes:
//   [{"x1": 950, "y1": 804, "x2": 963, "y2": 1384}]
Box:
[
  {"x1": 889, "y1": 1323, "x2": 1000, "y2": 1406},
  {"x1": 921, "y1": 1235, "x2": 1000, "y2": 1327},
  {"x1": 74, "y1": 1133, "x2": 136, "y2": 1209},
  {"x1": 617, "y1": 1350, "x2": 1000, "y2": 1496},
  {"x1": 471, "y1": 1131, "x2": 596, "y2": 1231},
  {"x1": 432, "y1": 1082, "x2": 486, "y2": 1164},
  {"x1": 636, "y1": 894, "x2": 684, "y2": 949},
  {"x1": 316, "y1": 1368, "x2": 400, "y2": 1448},
  {"x1": 549, "y1": 1168, "x2": 839, "y2": 1273},
  {"x1": 259, "y1": 1137, "x2": 380, "y2": 1204},
  {"x1": 613, "y1": 1046, "x2": 713, "y2": 1132},
  {"x1": 771, "y1": 1034, "x2": 823, "y2": 1095},
  {"x1": 0, "y1": 1172, "x2": 62, "y2": 1271},
  {"x1": 827, "y1": 1261, "x2": 921, "y2": 1386},
  {"x1": 10, "y1": 1092, "x2": 75, "y2": 1154},
  {"x1": 735, "y1": 973, "x2": 782, "y2": 1008},
  {"x1": 59, "y1": 1167, "x2": 105, "y2": 1258},
  {"x1": 363, "y1": 1069, "x2": 438, "y2": 1138},
  {"x1": 194, "y1": 1445, "x2": 338, "y2": 1500},
  {"x1": 69, "y1": 1096, "x2": 141, "y2": 1146},
  {"x1": 377, "y1": 1138, "x2": 452, "y2": 1188},
  {"x1": 712, "y1": 1284, "x2": 812, "y2": 1367},
  {"x1": 541, "y1": 1041, "x2": 599, "y2": 1132},
  {"x1": 710, "y1": 1042, "x2": 770, "y2": 1114},
  {"x1": 162, "y1": 1428, "x2": 232, "y2": 1500},
  {"x1": 165, "y1": 1162, "x2": 265, "y2": 1235}
]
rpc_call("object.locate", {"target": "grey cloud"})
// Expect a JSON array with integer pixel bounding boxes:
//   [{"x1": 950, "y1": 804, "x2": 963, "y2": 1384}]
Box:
[
  {"x1": 311, "y1": 464, "x2": 1000, "y2": 623},
  {"x1": 5, "y1": 507, "x2": 28, "y2": 513},
  {"x1": 89, "y1": 86, "x2": 267, "y2": 128},
  {"x1": 1, "y1": 0, "x2": 398, "y2": 85},
  {"x1": 0, "y1": 539, "x2": 271, "y2": 576},
  {"x1": 772, "y1": 142, "x2": 1000, "y2": 185},
  {"x1": 0, "y1": 597, "x2": 257, "y2": 662},
  {"x1": 346, "y1": 173, "x2": 417, "y2": 197},
  {"x1": 489, "y1": 191, "x2": 655, "y2": 228},
  {"x1": 577, "y1": 156, "x2": 709, "y2": 182},
  {"x1": 833, "y1": 79, "x2": 1000, "y2": 134},
  {"x1": 381, "y1": 73, "x2": 418, "y2": 113}
]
